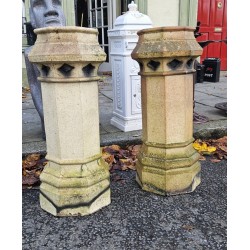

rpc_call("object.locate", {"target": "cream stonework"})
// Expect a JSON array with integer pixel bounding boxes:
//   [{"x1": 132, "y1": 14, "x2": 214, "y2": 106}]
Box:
[
  {"x1": 132, "y1": 27, "x2": 203, "y2": 195},
  {"x1": 29, "y1": 27, "x2": 110, "y2": 216}
]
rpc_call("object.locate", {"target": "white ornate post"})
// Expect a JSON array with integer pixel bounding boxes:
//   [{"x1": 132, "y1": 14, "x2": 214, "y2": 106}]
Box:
[
  {"x1": 108, "y1": 1, "x2": 152, "y2": 131},
  {"x1": 132, "y1": 27, "x2": 203, "y2": 195},
  {"x1": 29, "y1": 27, "x2": 111, "y2": 216}
]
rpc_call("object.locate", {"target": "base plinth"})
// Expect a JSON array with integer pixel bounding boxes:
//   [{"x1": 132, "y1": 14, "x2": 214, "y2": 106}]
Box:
[
  {"x1": 136, "y1": 143, "x2": 201, "y2": 195},
  {"x1": 111, "y1": 115, "x2": 142, "y2": 132},
  {"x1": 39, "y1": 158, "x2": 111, "y2": 216}
]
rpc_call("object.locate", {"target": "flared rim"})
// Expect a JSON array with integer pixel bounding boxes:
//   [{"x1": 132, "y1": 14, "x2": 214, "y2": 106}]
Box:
[
  {"x1": 34, "y1": 26, "x2": 98, "y2": 35},
  {"x1": 137, "y1": 26, "x2": 195, "y2": 35}
]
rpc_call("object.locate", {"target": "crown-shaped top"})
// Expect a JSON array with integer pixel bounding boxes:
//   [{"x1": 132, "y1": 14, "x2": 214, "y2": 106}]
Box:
[
  {"x1": 128, "y1": 1, "x2": 137, "y2": 11},
  {"x1": 113, "y1": 1, "x2": 152, "y2": 28}
]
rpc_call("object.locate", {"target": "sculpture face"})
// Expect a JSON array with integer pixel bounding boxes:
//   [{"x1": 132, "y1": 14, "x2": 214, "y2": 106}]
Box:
[{"x1": 30, "y1": 0, "x2": 66, "y2": 28}]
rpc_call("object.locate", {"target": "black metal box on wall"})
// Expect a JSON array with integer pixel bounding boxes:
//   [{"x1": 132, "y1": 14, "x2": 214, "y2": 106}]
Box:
[{"x1": 202, "y1": 58, "x2": 221, "y2": 82}]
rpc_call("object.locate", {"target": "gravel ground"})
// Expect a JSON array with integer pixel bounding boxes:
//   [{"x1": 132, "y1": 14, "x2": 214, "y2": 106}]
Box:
[{"x1": 23, "y1": 159, "x2": 227, "y2": 250}]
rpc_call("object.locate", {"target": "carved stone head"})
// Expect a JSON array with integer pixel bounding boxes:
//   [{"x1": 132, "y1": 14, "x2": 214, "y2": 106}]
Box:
[{"x1": 29, "y1": 0, "x2": 66, "y2": 29}]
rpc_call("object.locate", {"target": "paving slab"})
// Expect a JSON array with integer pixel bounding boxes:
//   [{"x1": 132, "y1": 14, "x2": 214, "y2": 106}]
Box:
[
  {"x1": 194, "y1": 103, "x2": 227, "y2": 121},
  {"x1": 195, "y1": 82, "x2": 227, "y2": 99},
  {"x1": 194, "y1": 92, "x2": 227, "y2": 107}
]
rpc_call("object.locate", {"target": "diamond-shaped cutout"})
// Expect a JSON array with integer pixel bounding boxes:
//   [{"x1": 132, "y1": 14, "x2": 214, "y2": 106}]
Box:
[
  {"x1": 41, "y1": 65, "x2": 50, "y2": 76},
  {"x1": 186, "y1": 58, "x2": 194, "y2": 69},
  {"x1": 58, "y1": 63, "x2": 74, "y2": 77},
  {"x1": 82, "y1": 63, "x2": 95, "y2": 77},
  {"x1": 147, "y1": 60, "x2": 160, "y2": 71},
  {"x1": 167, "y1": 59, "x2": 183, "y2": 70}
]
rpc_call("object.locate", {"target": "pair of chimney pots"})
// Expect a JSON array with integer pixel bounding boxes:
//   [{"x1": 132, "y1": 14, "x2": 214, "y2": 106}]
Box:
[{"x1": 29, "y1": 17, "x2": 202, "y2": 217}]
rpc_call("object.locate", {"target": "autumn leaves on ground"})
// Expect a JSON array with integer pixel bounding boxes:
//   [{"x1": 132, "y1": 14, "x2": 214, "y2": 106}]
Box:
[{"x1": 22, "y1": 136, "x2": 227, "y2": 188}]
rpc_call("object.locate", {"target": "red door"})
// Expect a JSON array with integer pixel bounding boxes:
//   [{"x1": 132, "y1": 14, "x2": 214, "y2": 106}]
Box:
[{"x1": 197, "y1": 0, "x2": 227, "y2": 70}]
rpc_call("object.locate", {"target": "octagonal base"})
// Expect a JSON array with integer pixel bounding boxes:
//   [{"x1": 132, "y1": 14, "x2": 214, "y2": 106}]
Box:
[
  {"x1": 136, "y1": 144, "x2": 201, "y2": 195},
  {"x1": 39, "y1": 158, "x2": 111, "y2": 216}
]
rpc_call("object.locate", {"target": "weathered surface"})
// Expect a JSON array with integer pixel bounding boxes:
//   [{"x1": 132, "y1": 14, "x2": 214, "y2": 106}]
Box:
[
  {"x1": 29, "y1": 27, "x2": 110, "y2": 216},
  {"x1": 132, "y1": 27, "x2": 203, "y2": 195}
]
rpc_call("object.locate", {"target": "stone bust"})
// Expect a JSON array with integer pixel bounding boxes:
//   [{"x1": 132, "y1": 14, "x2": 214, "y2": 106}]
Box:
[{"x1": 24, "y1": 0, "x2": 66, "y2": 139}]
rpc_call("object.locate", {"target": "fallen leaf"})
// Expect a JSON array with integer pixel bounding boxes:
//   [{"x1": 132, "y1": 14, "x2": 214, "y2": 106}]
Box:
[
  {"x1": 103, "y1": 146, "x2": 119, "y2": 154},
  {"x1": 102, "y1": 152, "x2": 115, "y2": 166},
  {"x1": 128, "y1": 165, "x2": 136, "y2": 170},
  {"x1": 199, "y1": 155, "x2": 206, "y2": 161},
  {"x1": 22, "y1": 160, "x2": 37, "y2": 169},
  {"x1": 34, "y1": 170, "x2": 42, "y2": 177},
  {"x1": 193, "y1": 141, "x2": 216, "y2": 155},
  {"x1": 131, "y1": 145, "x2": 141, "y2": 156},
  {"x1": 110, "y1": 145, "x2": 121, "y2": 151},
  {"x1": 218, "y1": 145, "x2": 227, "y2": 153},
  {"x1": 215, "y1": 136, "x2": 227, "y2": 143},
  {"x1": 22, "y1": 175, "x2": 39, "y2": 186},
  {"x1": 120, "y1": 158, "x2": 131, "y2": 164},
  {"x1": 118, "y1": 149, "x2": 130, "y2": 158},
  {"x1": 22, "y1": 154, "x2": 46, "y2": 188},
  {"x1": 121, "y1": 165, "x2": 128, "y2": 171},
  {"x1": 210, "y1": 158, "x2": 221, "y2": 163}
]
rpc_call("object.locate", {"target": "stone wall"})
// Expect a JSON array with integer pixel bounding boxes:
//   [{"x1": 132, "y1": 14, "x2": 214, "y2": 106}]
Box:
[{"x1": 147, "y1": 0, "x2": 198, "y2": 28}]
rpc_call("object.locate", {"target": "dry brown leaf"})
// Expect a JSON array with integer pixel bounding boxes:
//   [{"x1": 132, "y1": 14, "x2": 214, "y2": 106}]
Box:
[
  {"x1": 102, "y1": 153, "x2": 115, "y2": 166},
  {"x1": 35, "y1": 170, "x2": 42, "y2": 177},
  {"x1": 131, "y1": 145, "x2": 141, "y2": 156},
  {"x1": 128, "y1": 165, "x2": 136, "y2": 170},
  {"x1": 120, "y1": 158, "x2": 131, "y2": 164},
  {"x1": 118, "y1": 149, "x2": 130, "y2": 158},
  {"x1": 22, "y1": 169, "x2": 27, "y2": 176},
  {"x1": 210, "y1": 158, "x2": 221, "y2": 163},
  {"x1": 121, "y1": 165, "x2": 128, "y2": 171},
  {"x1": 26, "y1": 154, "x2": 40, "y2": 161},
  {"x1": 215, "y1": 136, "x2": 227, "y2": 143},
  {"x1": 218, "y1": 145, "x2": 227, "y2": 152},
  {"x1": 199, "y1": 155, "x2": 206, "y2": 161},
  {"x1": 23, "y1": 160, "x2": 37, "y2": 169},
  {"x1": 110, "y1": 145, "x2": 121, "y2": 151},
  {"x1": 22, "y1": 175, "x2": 39, "y2": 186}
]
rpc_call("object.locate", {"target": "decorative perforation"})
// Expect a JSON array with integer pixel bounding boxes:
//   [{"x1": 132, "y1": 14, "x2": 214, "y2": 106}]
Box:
[
  {"x1": 58, "y1": 64, "x2": 75, "y2": 77},
  {"x1": 147, "y1": 60, "x2": 160, "y2": 71},
  {"x1": 41, "y1": 65, "x2": 50, "y2": 76},
  {"x1": 82, "y1": 64, "x2": 95, "y2": 77},
  {"x1": 167, "y1": 59, "x2": 183, "y2": 70},
  {"x1": 186, "y1": 59, "x2": 194, "y2": 69}
]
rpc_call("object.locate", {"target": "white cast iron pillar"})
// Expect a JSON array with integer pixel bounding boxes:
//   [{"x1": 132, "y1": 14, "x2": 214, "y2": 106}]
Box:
[{"x1": 108, "y1": 1, "x2": 152, "y2": 131}]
